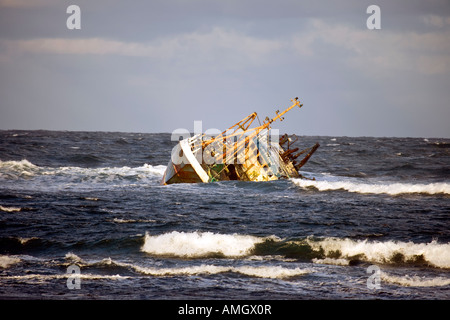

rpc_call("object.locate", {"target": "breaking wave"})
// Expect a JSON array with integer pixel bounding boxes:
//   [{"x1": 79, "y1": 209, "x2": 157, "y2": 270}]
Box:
[
  {"x1": 0, "y1": 160, "x2": 38, "y2": 179},
  {"x1": 306, "y1": 237, "x2": 450, "y2": 269},
  {"x1": 131, "y1": 263, "x2": 309, "y2": 279},
  {"x1": 0, "y1": 255, "x2": 21, "y2": 268},
  {"x1": 0, "y1": 160, "x2": 166, "y2": 178},
  {"x1": 141, "y1": 232, "x2": 450, "y2": 269},
  {"x1": 0, "y1": 205, "x2": 22, "y2": 212},
  {"x1": 5, "y1": 252, "x2": 448, "y2": 286},
  {"x1": 292, "y1": 176, "x2": 450, "y2": 195},
  {"x1": 141, "y1": 231, "x2": 267, "y2": 258},
  {"x1": 3, "y1": 273, "x2": 129, "y2": 283},
  {"x1": 0, "y1": 159, "x2": 166, "y2": 190},
  {"x1": 64, "y1": 253, "x2": 310, "y2": 279},
  {"x1": 381, "y1": 272, "x2": 450, "y2": 287}
]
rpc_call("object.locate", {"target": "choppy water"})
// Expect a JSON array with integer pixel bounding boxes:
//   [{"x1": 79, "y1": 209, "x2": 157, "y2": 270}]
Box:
[{"x1": 0, "y1": 130, "x2": 449, "y2": 300}]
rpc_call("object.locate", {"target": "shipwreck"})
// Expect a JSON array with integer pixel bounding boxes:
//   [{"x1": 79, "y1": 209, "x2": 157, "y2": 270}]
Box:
[{"x1": 161, "y1": 97, "x2": 320, "y2": 185}]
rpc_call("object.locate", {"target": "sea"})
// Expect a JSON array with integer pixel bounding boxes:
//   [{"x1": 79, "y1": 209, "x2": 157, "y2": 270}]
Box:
[{"x1": 0, "y1": 130, "x2": 449, "y2": 304}]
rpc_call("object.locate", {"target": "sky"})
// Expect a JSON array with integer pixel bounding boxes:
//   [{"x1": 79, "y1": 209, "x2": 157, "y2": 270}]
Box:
[{"x1": 0, "y1": 0, "x2": 449, "y2": 138}]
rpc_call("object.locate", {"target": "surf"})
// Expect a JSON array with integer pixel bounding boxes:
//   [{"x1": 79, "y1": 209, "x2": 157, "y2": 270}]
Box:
[
  {"x1": 0, "y1": 159, "x2": 167, "y2": 190},
  {"x1": 306, "y1": 237, "x2": 450, "y2": 269},
  {"x1": 292, "y1": 175, "x2": 450, "y2": 195},
  {"x1": 141, "y1": 231, "x2": 450, "y2": 269},
  {"x1": 141, "y1": 231, "x2": 269, "y2": 258},
  {"x1": 65, "y1": 253, "x2": 311, "y2": 279}
]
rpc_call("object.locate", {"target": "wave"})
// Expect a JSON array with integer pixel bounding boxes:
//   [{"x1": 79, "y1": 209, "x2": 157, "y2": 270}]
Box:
[
  {"x1": 42, "y1": 163, "x2": 167, "y2": 180},
  {"x1": 141, "y1": 232, "x2": 450, "y2": 269},
  {"x1": 131, "y1": 264, "x2": 310, "y2": 279},
  {"x1": 64, "y1": 253, "x2": 310, "y2": 279},
  {"x1": 5, "y1": 252, "x2": 448, "y2": 286},
  {"x1": 5, "y1": 231, "x2": 450, "y2": 270},
  {"x1": 63, "y1": 251, "x2": 450, "y2": 285},
  {"x1": 0, "y1": 160, "x2": 166, "y2": 177},
  {"x1": 3, "y1": 273, "x2": 129, "y2": 283},
  {"x1": 292, "y1": 176, "x2": 450, "y2": 195},
  {"x1": 0, "y1": 160, "x2": 38, "y2": 179},
  {"x1": 306, "y1": 237, "x2": 450, "y2": 269},
  {"x1": 381, "y1": 272, "x2": 450, "y2": 287},
  {"x1": 0, "y1": 205, "x2": 22, "y2": 212},
  {"x1": 141, "y1": 231, "x2": 268, "y2": 258},
  {"x1": 0, "y1": 255, "x2": 21, "y2": 268},
  {"x1": 68, "y1": 154, "x2": 105, "y2": 166},
  {"x1": 0, "y1": 159, "x2": 166, "y2": 189}
]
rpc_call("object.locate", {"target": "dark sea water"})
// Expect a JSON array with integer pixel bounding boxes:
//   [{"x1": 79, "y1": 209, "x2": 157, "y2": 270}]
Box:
[{"x1": 0, "y1": 130, "x2": 449, "y2": 301}]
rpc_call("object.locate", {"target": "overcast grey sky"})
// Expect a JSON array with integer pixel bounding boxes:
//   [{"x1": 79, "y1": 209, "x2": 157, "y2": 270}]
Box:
[{"x1": 1, "y1": 0, "x2": 449, "y2": 137}]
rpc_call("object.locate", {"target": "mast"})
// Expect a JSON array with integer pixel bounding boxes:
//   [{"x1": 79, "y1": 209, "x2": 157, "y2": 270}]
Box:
[
  {"x1": 203, "y1": 97, "x2": 304, "y2": 167},
  {"x1": 263, "y1": 97, "x2": 302, "y2": 127}
]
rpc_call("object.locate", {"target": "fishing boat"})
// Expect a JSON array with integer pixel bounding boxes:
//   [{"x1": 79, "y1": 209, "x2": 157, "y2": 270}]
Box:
[{"x1": 161, "y1": 97, "x2": 319, "y2": 185}]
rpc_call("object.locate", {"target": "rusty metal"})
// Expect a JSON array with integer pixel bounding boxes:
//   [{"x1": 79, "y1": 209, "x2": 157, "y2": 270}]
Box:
[
  {"x1": 294, "y1": 143, "x2": 320, "y2": 171},
  {"x1": 161, "y1": 97, "x2": 320, "y2": 185}
]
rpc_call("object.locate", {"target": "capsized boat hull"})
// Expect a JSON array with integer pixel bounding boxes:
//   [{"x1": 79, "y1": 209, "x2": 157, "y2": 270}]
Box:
[{"x1": 161, "y1": 136, "x2": 208, "y2": 185}]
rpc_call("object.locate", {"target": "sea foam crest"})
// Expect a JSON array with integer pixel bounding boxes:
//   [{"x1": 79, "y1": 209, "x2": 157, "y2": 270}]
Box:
[
  {"x1": 0, "y1": 255, "x2": 21, "y2": 268},
  {"x1": 67, "y1": 254, "x2": 310, "y2": 279},
  {"x1": 381, "y1": 272, "x2": 450, "y2": 287},
  {"x1": 0, "y1": 159, "x2": 166, "y2": 185},
  {"x1": 0, "y1": 159, "x2": 39, "y2": 178},
  {"x1": 131, "y1": 264, "x2": 309, "y2": 279},
  {"x1": 141, "y1": 231, "x2": 267, "y2": 258},
  {"x1": 98, "y1": 258, "x2": 309, "y2": 279},
  {"x1": 142, "y1": 232, "x2": 450, "y2": 268},
  {"x1": 308, "y1": 237, "x2": 450, "y2": 269},
  {"x1": 292, "y1": 177, "x2": 450, "y2": 195},
  {"x1": 0, "y1": 206, "x2": 22, "y2": 212},
  {"x1": 43, "y1": 163, "x2": 167, "y2": 179}
]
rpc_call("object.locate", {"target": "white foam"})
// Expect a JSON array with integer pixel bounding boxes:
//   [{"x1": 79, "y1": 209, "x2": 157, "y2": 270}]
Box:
[
  {"x1": 113, "y1": 218, "x2": 157, "y2": 223},
  {"x1": 130, "y1": 263, "x2": 309, "y2": 279},
  {"x1": 141, "y1": 231, "x2": 266, "y2": 258},
  {"x1": 4, "y1": 273, "x2": 129, "y2": 282},
  {"x1": 80, "y1": 256, "x2": 310, "y2": 279},
  {"x1": 312, "y1": 258, "x2": 350, "y2": 266},
  {"x1": 0, "y1": 159, "x2": 167, "y2": 190},
  {"x1": 0, "y1": 159, "x2": 38, "y2": 178},
  {"x1": 235, "y1": 265, "x2": 310, "y2": 278},
  {"x1": 381, "y1": 271, "x2": 450, "y2": 287},
  {"x1": 0, "y1": 255, "x2": 21, "y2": 268},
  {"x1": 0, "y1": 159, "x2": 166, "y2": 180},
  {"x1": 43, "y1": 163, "x2": 166, "y2": 179},
  {"x1": 0, "y1": 159, "x2": 37, "y2": 170},
  {"x1": 307, "y1": 237, "x2": 450, "y2": 269},
  {"x1": 17, "y1": 237, "x2": 38, "y2": 244},
  {"x1": 292, "y1": 177, "x2": 450, "y2": 195},
  {"x1": 65, "y1": 252, "x2": 85, "y2": 264},
  {"x1": 132, "y1": 264, "x2": 229, "y2": 276},
  {"x1": 0, "y1": 205, "x2": 22, "y2": 212}
]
